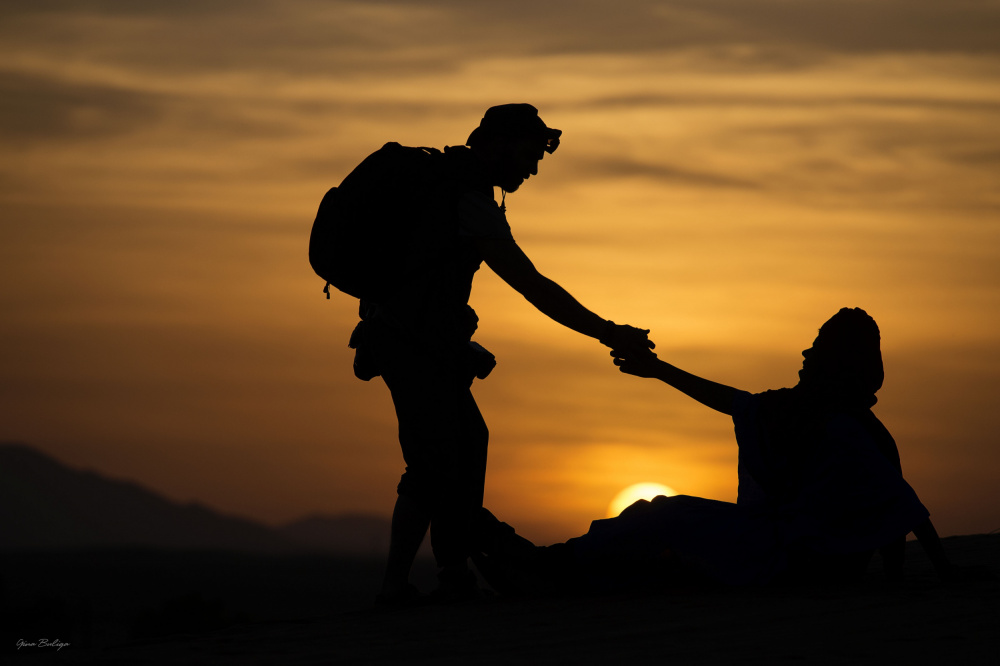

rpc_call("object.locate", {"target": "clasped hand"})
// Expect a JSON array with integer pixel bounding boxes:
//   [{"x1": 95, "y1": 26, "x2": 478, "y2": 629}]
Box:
[
  {"x1": 600, "y1": 322, "x2": 654, "y2": 357},
  {"x1": 599, "y1": 323, "x2": 659, "y2": 376},
  {"x1": 611, "y1": 345, "x2": 660, "y2": 378}
]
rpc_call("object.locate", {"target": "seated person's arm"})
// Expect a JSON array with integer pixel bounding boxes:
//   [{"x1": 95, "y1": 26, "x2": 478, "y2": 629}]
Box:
[
  {"x1": 478, "y1": 237, "x2": 652, "y2": 355},
  {"x1": 613, "y1": 350, "x2": 742, "y2": 416},
  {"x1": 912, "y1": 518, "x2": 954, "y2": 581},
  {"x1": 880, "y1": 535, "x2": 906, "y2": 583}
]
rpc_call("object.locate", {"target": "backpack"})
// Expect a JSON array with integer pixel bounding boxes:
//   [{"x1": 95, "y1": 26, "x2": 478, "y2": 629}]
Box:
[{"x1": 308, "y1": 142, "x2": 447, "y2": 302}]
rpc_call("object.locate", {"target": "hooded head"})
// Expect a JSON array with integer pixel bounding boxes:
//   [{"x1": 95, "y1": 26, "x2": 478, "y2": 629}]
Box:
[{"x1": 798, "y1": 307, "x2": 884, "y2": 408}]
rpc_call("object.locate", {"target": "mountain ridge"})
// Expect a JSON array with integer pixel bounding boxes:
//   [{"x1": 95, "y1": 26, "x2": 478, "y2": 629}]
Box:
[{"x1": 0, "y1": 443, "x2": 390, "y2": 555}]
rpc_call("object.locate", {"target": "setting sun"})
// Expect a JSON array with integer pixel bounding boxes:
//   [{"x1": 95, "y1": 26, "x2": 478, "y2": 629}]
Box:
[{"x1": 608, "y1": 483, "x2": 678, "y2": 518}]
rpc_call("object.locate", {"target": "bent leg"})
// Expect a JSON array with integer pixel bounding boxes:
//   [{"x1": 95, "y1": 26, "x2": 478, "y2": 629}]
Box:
[
  {"x1": 373, "y1": 330, "x2": 489, "y2": 595},
  {"x1": 380, "y1": 493, "x2": 430, "y2": 599}
]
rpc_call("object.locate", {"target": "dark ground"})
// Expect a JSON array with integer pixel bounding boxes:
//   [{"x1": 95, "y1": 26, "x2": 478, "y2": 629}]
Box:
[{"x1": 5, "y1": 534, "x2": 998, "y2": 665}]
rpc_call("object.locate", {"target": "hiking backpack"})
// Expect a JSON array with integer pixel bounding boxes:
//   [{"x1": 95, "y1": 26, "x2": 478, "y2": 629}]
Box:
[{"x1": 308, "y1": 142, "x2": 447, "y2": 302}]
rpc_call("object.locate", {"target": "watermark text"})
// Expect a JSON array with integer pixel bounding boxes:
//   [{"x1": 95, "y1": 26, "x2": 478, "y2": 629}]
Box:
[{"x1": 16, "y1": 638, "x2": 70, "y2": 651}]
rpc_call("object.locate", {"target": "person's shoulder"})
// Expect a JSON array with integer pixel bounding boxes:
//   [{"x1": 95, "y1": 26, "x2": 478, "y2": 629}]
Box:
[
  {"x1": 758, "y1": 387, "x2": 795, "y2": 402},
  {"x1": 441, "y1": 145, "x2": 478, "y2": 176},
  {"x1": 730, "y1": 389, "x2": 760, "y2": 422},
  {"x1": 822, "y1": 407, "x2": 886, "y2": 435},
  {"x1": 745, "y1": 387, "x2": 814, "y2": 433},
  {"x1": 456, "y1": 192, "x2": 511, "y2": 240},
  {"x1": 820, "y1": 411, "x2": 894, "y2": 465},
  {"x1": 755, "y1": 386, "x2": 809, "y2": 414},
  {"x1": 443, "y1": 144, "x2": 472, "y2": 159},
  {"x1": 442, "y1": 145, "x2": 490, "y2": 189}
]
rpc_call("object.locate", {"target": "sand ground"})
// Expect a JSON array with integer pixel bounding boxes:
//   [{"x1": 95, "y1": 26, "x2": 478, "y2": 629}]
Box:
[{"x1": 5, "y1": 534, "x2": 998, "y2": 665}]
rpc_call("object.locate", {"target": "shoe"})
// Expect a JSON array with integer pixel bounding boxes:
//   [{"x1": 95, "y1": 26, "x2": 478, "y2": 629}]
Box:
[
  {"x1": 471, "y1": 508, "x2": 548, "y2": 596},
  {"x1": 471, "y1": 550, "x2": 525, "y2": 597}
]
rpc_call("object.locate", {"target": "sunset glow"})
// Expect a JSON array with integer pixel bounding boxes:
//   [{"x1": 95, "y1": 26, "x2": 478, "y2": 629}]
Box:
[
  {"x1": 609, "y1": 483, "x2": 678, "y2": 518},
  {"x1": 2, "y1": 2, "x2": 999, "y2": 544}
]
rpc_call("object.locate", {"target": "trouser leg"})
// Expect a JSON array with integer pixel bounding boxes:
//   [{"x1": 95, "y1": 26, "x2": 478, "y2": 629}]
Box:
[
  {"x1": 380, "y1": 493, "x2": 431, "y2": 595},
  {"x1": 383, "y1": 357, "x2": 489, "y2": 569}
]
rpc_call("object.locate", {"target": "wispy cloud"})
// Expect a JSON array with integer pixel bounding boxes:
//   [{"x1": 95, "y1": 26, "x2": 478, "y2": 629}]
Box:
[
  {"x1": 0, "y1": 70, "x2": 164, "y2": 144},
  {"x1": 572, "y1": 155, "x2": 760, "y2": 189}
]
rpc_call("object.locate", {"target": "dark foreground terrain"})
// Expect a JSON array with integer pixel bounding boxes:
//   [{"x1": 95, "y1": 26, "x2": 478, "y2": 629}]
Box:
[{"x1": 5, "y1": 534, "x2": 998, "y2": 665}]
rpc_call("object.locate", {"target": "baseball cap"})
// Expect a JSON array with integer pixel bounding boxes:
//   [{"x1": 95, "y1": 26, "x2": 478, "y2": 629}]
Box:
[{"x1": 466, "y1": 104, "x2": 561, "y2": 153}]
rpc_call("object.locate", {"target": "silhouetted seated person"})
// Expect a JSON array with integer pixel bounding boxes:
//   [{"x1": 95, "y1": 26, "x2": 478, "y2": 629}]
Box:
[{"x1": 473, "y1": 308, "x2": 954, "y2": 593}]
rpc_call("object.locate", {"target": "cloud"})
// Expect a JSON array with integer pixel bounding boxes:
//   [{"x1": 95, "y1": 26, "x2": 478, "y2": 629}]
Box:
[
  {"x1": 3, "y1": 1, "x2": 998, "y2": 89},
  {"x1": 573, "y1": 155, "x2": 760, "y2": 189},
  {"x1": 0, "y1": 1, "x2": 466, "y2": 80},
  {"x1": 344, "y1": 1, "x2": 1000, "y2": 58},
  {"x1": 0, "y1": 70, "x2": 162, "y2": 144},
  {"x1": 579, "y1": 91, "x2": 1000, "y2": 113},
  {"x1": 691, "y1": 0, "x2": 1000, "y2": 54}
]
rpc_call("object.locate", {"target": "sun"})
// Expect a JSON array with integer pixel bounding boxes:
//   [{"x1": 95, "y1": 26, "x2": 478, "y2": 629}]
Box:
[{"x1": 608, "y1": 482, "x2": 677, "y2": 518}]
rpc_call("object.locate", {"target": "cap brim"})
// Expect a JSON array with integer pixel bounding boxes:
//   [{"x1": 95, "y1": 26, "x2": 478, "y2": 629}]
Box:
[
  {"x1": 543, "y1": 128, "x2": 561, "y2": 154},
  {"x1": 466, "y1": 125, "x2": 562, "y2": 153}
]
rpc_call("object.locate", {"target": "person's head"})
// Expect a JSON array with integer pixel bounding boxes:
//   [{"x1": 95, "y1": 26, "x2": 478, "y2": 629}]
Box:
[
  {"x1": 798, "y1": 307, "x2": 884, "y2": 407},
  {"x1": 467, "y1": 103, "x2": 561, "y2": 193}
]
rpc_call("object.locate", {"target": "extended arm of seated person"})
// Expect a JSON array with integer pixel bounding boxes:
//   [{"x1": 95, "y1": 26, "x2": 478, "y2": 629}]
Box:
[
  {"x1": 479, "y1": 238, "x2": 653, "y2": 354},
  {"x1": 613, "y1": 351, "x2": 742, "y2": 416}
]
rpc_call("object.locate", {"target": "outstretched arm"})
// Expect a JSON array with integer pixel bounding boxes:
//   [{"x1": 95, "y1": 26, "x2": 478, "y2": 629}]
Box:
[
  {"x1": 479, "y1": 238, "x2": 653, "y2": 355},
  {"x1": 612, "y1": 349, "x2": 743, "y2": 416}
]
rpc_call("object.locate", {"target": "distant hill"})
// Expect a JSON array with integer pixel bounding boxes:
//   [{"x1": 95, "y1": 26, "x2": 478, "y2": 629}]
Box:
[
  {"x1": 0, "y1": 443, "x2": 391, "y2": 554},
  {"x1": 278, "y1": 514, "x2": 390, "y2": 556}
]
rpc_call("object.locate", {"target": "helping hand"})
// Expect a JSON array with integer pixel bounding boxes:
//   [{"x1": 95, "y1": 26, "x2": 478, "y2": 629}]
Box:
[
  {"x1": 599, "y1": 322, "x2": 654, "y2": 357},
  {"x1": 611, "y1": 347, "x2": 660, "y2": 378}
]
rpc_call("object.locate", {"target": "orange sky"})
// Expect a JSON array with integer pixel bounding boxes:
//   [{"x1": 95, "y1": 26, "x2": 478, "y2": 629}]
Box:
[{"x1": 2, "y1": 1, "x2": 999, "y2": 544}]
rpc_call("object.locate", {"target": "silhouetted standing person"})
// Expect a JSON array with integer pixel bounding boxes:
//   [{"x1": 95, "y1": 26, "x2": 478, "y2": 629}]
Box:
[{"x1": 347, "y1": 105, "x2": 653, "y2": 602}]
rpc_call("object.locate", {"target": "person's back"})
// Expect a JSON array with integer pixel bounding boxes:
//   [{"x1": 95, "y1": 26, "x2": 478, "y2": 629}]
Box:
[
  {"x1": 733, "y1": 387, "x2": 924, "y2": 582},
  {"x1": 362, "y1": 144, "x2": 501, "y2": 348}
]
